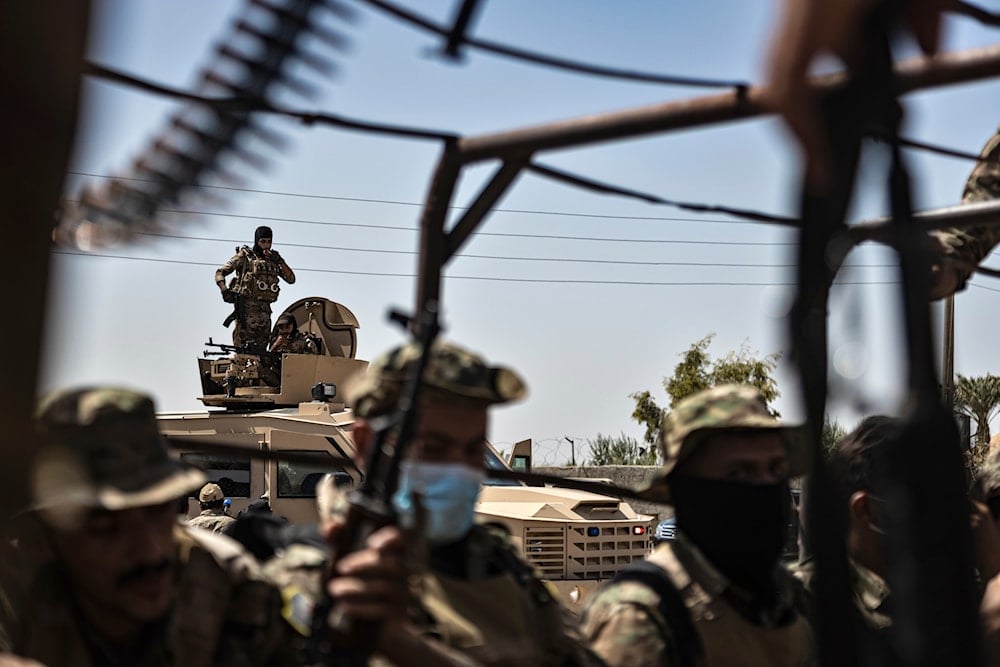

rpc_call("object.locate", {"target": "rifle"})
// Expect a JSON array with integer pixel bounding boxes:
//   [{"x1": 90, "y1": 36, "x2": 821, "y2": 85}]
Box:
[
  {"x1": 222, "y1": 292, "x2": 245, "y2": 328},
  {"x1": 306, "y1": 301, "x2": 441, "y2": 666}
]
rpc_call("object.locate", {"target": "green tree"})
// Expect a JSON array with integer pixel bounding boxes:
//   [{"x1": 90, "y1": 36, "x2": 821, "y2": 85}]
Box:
[
  {"x1": 955, "y1": 373, "x2": 1000, "y2": 471},
  {"x1": 631, "y1": 334, "x2": 781, "y2": 446},
  {"x1": 822, "y1": 415, "x2": 848, "y2": 459},
  {"x1": 588, "y1": 432, "x2": 659, "y2": 466}
]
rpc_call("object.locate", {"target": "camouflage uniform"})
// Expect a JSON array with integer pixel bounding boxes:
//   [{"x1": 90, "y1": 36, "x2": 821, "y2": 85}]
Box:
[
  {"x1": 791, "y1": 557, "x2": 890, "y2": 631},
  {"x1": 188, "y1": 482, "x2": 237, "y2": 534},
  {"x1": 215, "y1": 245, "x2": 295, "y2": 350},
  {"x1": 583, "y1": 534, "x2": 811, "y2": 667},
  {"x1": 1, "y1": 387, "x2": 304, "y2": 666},
  {"x1": 580, "y1": 385, "x2": 812, "y2": 667},
  {"x1": 188, "y1": 508, "x2": 237, "y2": 535},
  {"x1": 930, "y1": 127, "x2": 1000, "y2": 296},
  {"x1": 12, "y1": 525, "x2": 299, "y2": 667},
  {"x1": 264, "y1": 341, "x2": 602, "y2": 666}
]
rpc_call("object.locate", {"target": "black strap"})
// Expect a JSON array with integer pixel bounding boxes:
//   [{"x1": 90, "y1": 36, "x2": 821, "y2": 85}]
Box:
[{"x1": 609, "y1": 559, "x2": 702, "y2": 667}]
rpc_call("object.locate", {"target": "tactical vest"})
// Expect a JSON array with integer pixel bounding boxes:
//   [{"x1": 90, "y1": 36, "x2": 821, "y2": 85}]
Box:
[
  {"x1": 409, "y1": 526, "x2": 574, "y2": 667},
  {"x1": 234, "y1": 246, "x2": 281, "y2": 303},
  {"x1": 647, "y1": 543, "x2": 813, "y2": 667}
]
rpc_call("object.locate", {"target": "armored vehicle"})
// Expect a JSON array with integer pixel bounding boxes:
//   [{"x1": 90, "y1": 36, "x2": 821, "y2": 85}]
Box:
[{"x1": 162, "y1": 297, "x2": 654, "y2": 605}]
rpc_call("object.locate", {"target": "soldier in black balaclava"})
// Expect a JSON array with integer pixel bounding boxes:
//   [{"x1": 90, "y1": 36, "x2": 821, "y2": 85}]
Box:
[{"x1": 214, "y1": 225, "x2": 296, "y2": 350}]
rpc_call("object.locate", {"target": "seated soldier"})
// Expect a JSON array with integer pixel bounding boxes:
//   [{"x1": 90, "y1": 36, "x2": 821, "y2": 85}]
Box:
[
  {"x1": 269, "y1": 313, "x2": 318, "y2": 355},
  {"x1": 259, "y1": 313, "x2": 318, "y2": 387}
]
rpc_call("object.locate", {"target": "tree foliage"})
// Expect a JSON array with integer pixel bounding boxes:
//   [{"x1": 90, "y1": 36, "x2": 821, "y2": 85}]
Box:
[
  {"x1": 955, "y1": 373, "x2": 1000, "y2": 448},
  {"x1": 631, "y1": 334, "x2": 782, "y2": 446},
  {"x1": 822, "y1": 415, "x2": 849, "y2": 460},
  {"x1": 589, "y1": 432, "x2": 659, "y2": 466}
]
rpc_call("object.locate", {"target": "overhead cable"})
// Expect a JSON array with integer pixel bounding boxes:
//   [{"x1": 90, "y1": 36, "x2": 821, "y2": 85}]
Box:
[
  {"x1": 354, "y1": 0, "x2": 750, "y2": 90},
  {"x1": 528, "y1": 162, "x2": 799, "y2": 227},
  {"x1": 86, "y1": 62, "x2": 457, "y2": 143},
  {"x1": 53, "y1": 250, "x2": 911, "y2": 287}
]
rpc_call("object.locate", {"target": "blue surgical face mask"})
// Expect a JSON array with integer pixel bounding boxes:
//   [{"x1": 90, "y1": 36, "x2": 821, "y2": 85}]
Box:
[{"x1": 392, "y1": 461, "x2": 485, "y2": 545}]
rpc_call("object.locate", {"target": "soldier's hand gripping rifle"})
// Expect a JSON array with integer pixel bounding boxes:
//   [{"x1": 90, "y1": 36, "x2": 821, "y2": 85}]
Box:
[
  {"x1": 221, "y1": 288, "x2": 245, "y2": 329},
  {"x1": 306, "y1": 301, "x2": 441, "y2": 666}
]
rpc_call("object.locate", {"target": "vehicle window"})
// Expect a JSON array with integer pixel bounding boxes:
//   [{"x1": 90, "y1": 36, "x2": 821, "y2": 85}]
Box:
[
  {"x1": 483, "y1": 448, "x2": 520, "y2": 487},
  {"x1": 180, "y1": 452, "x2": 251, "y2": 498},
  {"x1": 277, "y1": 451, "x2": 352, "y2": 498}
]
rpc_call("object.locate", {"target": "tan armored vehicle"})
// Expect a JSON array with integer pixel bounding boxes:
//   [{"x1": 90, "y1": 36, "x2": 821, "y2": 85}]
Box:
[{"x1": 162, "y1": 297, "x2": 654, "y2": 605}]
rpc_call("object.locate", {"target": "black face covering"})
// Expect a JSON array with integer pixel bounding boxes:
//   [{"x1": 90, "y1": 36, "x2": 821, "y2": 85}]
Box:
[{"x1": 670, "y1": 475, "x2": 791, "y2": 599}]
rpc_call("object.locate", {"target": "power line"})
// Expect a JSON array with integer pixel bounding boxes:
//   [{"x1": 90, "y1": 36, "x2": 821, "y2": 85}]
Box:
[
  {"x1": 142, "y1": 230, "x2": 899, "y2": 268},
  {"x1": 66, "y1": 171, "x2": 773, "y2": 225},
  {"x1": 86, "y1": 62, "x2": 457, "y2": 143},
  {"x1": 51, "y1": 249, "x2": 908, "y2": 286},
  {"x1": 528, "y1": 162, "x2": 797, "y2": 227},
  {"x1": 95, "y1": 204, "x2": 799, "y2": 245}
]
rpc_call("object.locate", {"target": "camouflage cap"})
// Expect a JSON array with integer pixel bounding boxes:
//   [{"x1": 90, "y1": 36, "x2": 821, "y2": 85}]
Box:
[
  {"x1": 347, "y1": 340, "x2": 527, "y2": 418},
  {"x1": 638, "y1": 384, "x2": 805, "y2": 502},
  {"x1": 33, "y1": 387, "x2": 205, "y2": 526},
  {"x1": 198, "y1": 482, "x2": 225, "y2": 503}
]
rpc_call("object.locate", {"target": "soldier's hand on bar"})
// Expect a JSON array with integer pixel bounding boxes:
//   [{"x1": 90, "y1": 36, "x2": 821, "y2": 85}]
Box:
[
  {"x1": 927, "y1": 232, "x2": 966, "y2": 301},
  {"x1": 765, "y1": 0, "x2": 953, "y2": 192}
]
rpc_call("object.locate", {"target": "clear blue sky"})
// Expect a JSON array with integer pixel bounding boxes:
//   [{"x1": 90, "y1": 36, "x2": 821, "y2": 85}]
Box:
[{"x1": 44, "y1": 0, "x2": 1000, "y2": 464}]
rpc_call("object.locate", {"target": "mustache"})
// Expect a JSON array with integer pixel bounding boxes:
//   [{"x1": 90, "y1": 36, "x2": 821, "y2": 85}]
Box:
[{"x1": 116, "y1": 558, "x2": 172, "y2": 588}]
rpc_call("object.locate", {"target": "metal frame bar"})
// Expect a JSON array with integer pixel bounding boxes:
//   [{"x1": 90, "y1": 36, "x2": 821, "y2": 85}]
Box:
[{"x1": 414, "y1": 44, "x2": 1000, "y2": 313}]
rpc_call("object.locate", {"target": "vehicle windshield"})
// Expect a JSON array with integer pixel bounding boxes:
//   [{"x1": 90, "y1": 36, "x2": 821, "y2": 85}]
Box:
[{"x1": 483, "y1": 447, "x2": 520, "y2": 487}]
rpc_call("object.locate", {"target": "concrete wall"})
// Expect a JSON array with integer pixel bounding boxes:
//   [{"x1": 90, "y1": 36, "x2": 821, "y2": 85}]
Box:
[{"x1": 533, "y1": 465, "x2": 672, "y2": 523}]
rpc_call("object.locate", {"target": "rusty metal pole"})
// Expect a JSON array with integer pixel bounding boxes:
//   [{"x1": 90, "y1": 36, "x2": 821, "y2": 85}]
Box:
[
  {"x1": 942, "y1": 295, "x2": 956, "y2": 411},
  {"x1": 0, "y1": 0, "x2": 91, "y2": 521}
]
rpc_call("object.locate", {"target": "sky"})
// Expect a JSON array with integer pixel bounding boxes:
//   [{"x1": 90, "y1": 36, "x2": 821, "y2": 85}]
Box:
[{"x1": 43, "y1": 0, "x2": 1000, "y2": 465}]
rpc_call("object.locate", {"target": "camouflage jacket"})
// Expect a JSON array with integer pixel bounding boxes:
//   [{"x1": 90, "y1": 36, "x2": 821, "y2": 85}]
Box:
[
  {"x1": 215, "y1": 246, "x2": 293, "y2": 304},
  {"x1": 790, "y1": 556, "x2": 892, "y2": 632},
  {"x1": 931, "y1": 127, "x2": 1000, "y2": 296},
  {"x1": 580, "y1": 534, "x2": 812, "y2": 667},
  {"x1": 187, "y1": 508, "x2": 237, "y2": 535},
  {"x1": 262, "y1": 523, "x2": 603, "y2": 667},
  {"x1": 7, "y1": 524, "x2": 301, "y2": 667}
]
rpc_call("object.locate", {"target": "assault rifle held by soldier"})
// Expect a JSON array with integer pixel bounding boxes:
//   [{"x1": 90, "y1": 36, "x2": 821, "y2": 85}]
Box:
[{"x1": 306, "y1": 303, "x2": 441, "y2": 665}]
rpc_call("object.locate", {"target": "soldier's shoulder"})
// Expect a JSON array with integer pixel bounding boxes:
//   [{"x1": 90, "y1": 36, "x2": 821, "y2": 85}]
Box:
[
  {"x1": 177, "y1": 523, "x2": 263, "y2": 581},
  {"x1": 587, "y1": 576, "x2": 665, "y2": 612}
]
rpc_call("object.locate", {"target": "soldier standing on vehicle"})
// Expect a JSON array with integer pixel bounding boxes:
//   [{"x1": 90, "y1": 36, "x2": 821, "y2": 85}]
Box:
[
  {"x1": 580, "y1": 384, "x2": 812, "y2": 667},
  {"x1": 0, "y1": 386, "x2": 409, "y2": 666},
  {"x1": 187, "y1": 482, "x2": 237, "y2": 534},
  {"x1": 262, "y1": 340, "x2": 604, "y2": 666},
  {"x1": 215, "y1": 225, "x2": 295, "y2": 350}
]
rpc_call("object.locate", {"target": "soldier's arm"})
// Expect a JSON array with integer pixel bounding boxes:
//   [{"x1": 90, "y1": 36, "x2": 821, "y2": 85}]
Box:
[
  {"x1": 579, "y1": 585, "x2": 678, "y2": 667},
  {"x1": 928, "y1": 128, "x2": 1000, "y2": 300},
  {"x1": 215, "y1": 252, "x2": 244, "y2": 289},
  {"x1": 269, "y1": 250, "x2": 295, "y2": 284}
]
